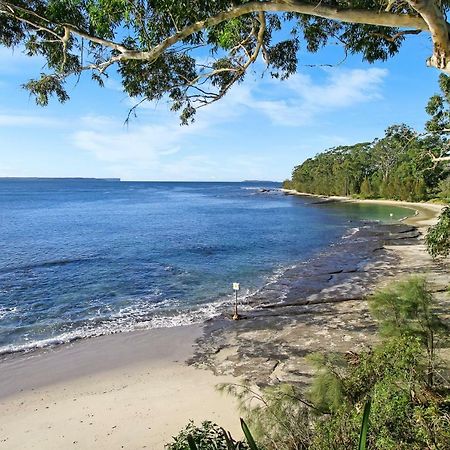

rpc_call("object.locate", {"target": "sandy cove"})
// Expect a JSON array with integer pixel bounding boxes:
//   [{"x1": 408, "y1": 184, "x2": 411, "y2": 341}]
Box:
[
  {"x1": 0, "y1": 194, "x2": 448, "y2": 449},
  {"x1": 281, "y1": 189, "x2": 445, "y2": 228}
]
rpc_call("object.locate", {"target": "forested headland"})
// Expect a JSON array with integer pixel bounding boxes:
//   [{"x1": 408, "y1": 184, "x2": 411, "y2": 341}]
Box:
[{"x1": 283, "y1": 75, "x2": 450, "y2": 202}]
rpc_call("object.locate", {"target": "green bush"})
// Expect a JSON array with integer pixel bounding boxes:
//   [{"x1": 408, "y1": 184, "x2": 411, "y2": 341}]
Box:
[
  {"x1": 426, "y1": 206, "x2": 450, "y2": 258},
  {"x1": 438, "y1": 176, "x2": 450, "y2": 200},
  {"x1": 165, "y1": 420, "x2": 250, "y2": 450}
]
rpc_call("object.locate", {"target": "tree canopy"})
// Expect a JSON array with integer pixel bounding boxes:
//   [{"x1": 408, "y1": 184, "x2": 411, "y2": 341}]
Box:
[
  {"x1": 284, "y1": 123, "x2": 449, "y2": 200},
  {"x1": 1, "y1": 0, "x2": 450, "y2": 123}
]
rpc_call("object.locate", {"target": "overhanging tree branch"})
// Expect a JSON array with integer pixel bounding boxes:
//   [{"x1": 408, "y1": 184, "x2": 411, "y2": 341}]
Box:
[
  {"x1": 0, "y1": 0, "x2": 432, "y2": 65},
  {"x1": 2, "y1": 0, "x2": 450, "y2": 115},
  {"x1": 406, "y1": 0, "x2": 450, "y2": 71}
]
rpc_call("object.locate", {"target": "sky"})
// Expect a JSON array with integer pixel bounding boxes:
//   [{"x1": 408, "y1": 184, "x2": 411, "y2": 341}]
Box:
[{"x1": 0, "y1": 31, "x2": 442, "y2": 182}]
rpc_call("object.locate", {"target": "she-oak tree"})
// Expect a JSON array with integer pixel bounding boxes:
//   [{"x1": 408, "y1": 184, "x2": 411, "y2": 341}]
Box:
[{"x1": 1, "y1": 0, "x2": 450, "y2": 122}]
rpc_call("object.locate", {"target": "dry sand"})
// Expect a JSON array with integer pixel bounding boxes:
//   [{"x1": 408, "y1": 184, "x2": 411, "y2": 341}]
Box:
[{"x1": 0, "y1": 326, "x2": 242, "y2": 449}]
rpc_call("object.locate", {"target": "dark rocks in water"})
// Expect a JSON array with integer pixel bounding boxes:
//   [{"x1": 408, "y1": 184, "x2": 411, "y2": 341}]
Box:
[
  {"x1": 310, "y1": 198, "x2": 343, "y2": 205},
  {"x1": 261, "y1": 295, "x2": 364, "y2": 310}
]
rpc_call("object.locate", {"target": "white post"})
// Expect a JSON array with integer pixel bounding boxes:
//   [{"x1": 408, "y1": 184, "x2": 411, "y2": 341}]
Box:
[{"x1": 232, "y1": 282, "x2": 240, "y2": 320}]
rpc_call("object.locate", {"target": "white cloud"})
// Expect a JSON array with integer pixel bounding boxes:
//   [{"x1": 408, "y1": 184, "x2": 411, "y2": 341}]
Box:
[
  {"x1": 236, "y1": 67, "x2": 388, "y2": 126},
  {"x1": 72, "y1": 111, "x2": 213, "y2": 169},
  {"x1": 72, "y1": 84, "x2": 252, "y2": 167},
  {"x1": 288, "y1": 68, "x2": 386, "y2": 108},
  {"x1": 74, "y1": 124, "x2": 181, "y2": 163}
]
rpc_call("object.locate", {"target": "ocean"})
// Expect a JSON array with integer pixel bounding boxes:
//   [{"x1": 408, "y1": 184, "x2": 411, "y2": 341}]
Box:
[{"x1": 0, "y1": 179, "x2": 412, "y2": 355}]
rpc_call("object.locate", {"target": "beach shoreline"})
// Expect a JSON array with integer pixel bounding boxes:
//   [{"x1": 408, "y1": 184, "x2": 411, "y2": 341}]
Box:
[
  {"x1": 281, "y1": 188, "x2": 445, "y2": 228},
  {"x1": 1, "y1": 192, "x2": 447, "y2": 449},
  {"x1": 191, "y1": 192, "x2": 449, "y2": 387}
]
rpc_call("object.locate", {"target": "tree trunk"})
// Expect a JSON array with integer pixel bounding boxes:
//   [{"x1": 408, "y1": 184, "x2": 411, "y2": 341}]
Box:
[{"x1": 407, "y1": 0, "x2": 450, "y2": 72}]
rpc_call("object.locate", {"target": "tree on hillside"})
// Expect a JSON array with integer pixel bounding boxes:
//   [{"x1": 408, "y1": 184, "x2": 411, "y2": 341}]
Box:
[{"x1": 1, "y1": 0, "x2": 450, "y2": 124}]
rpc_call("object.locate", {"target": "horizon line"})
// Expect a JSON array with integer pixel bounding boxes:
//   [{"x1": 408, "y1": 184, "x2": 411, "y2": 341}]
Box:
[{"x1": 0, "y1": 176, "x2": 282, "y2": 183}]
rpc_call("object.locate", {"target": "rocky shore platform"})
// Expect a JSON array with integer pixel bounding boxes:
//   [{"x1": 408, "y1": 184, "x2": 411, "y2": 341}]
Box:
[{"x1": 190, "y1": 203, "x2": 450, "y2": 387}]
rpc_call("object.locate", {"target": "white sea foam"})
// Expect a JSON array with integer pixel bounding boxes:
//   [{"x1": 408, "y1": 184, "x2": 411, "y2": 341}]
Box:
[
  {"x1": 342, "y1": 227, "x2": 360, "y2": 239},
  {"x1": 0, "y1": 261, "x2": 301, "y2": 357},
  {"x1": 0, "y1": 296, "x2": 234, "y2": 357}
]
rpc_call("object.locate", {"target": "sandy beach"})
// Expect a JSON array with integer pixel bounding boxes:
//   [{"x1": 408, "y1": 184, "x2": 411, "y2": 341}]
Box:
[
  {"x1": 0, "y1": 193, "x2": 447, "y2": 449},
  {"x1": 0, "y1": 326, "x2": 242, "y2": 449}
]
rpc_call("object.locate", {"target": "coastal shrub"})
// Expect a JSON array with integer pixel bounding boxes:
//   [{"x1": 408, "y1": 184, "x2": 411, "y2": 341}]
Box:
[
  {"x1": 369, "y1": 276, "x2": 448, "y2": 386},
  {"x1": 426, "y1": 206, "x2": 450, "y2": 258},
  {"x1": 165, "y1": 420, "x2": 250, "y2": 450},
  {"x1": 309, "y1": 336, "x2": 450, "y2": 450},
  {"x1": 218, "y1": 383, "x2": 314, "y2": 450}
]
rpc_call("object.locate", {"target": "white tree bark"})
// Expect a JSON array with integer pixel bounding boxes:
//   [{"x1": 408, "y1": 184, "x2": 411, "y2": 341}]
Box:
[{"x1": 406, "y1": 0, "x2": 450, "y2": 72}]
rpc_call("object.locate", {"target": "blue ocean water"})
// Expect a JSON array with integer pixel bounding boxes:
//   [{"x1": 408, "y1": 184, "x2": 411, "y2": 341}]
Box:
[{"x1": 0, "y1": 179, "x2": 412, "y2": 354}]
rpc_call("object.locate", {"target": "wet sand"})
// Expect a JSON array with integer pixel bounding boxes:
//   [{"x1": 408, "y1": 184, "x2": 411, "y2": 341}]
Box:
[{"x1": 0, "y1": 326, "x2": 242, "y2": 449}]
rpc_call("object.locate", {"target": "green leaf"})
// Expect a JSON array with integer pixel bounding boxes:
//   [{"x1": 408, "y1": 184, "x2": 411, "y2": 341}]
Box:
[
  {"x1": 358, "y1": 399, "x2": 371, "y2": 450},
  {"x1": 222, "y1": 427, "x2": 237, "y2": 450},
  {"x1": 240, "y1": 418, "x2": 258, "y2": 450}
]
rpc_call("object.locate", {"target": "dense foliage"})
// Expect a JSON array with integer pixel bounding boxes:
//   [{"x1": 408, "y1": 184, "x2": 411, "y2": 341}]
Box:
[
  {"x1": 426, "y1": 206, "x2": 450, "y2": 258},
  {"x1": 283, "y1": 123, "x2": 448, "y2": 201},
  {"x1": 168, "y1": 278, "x2": 449, "y2": 449},
  {"x1": 1, "y1": 1, "x2": 450, "y2": 122},
  {"x1": 309, "y1": 336, "x2": 449, "y2": 449},
  {"x1": 165, "y1": 420, "x2": 251, "y2": 449}
]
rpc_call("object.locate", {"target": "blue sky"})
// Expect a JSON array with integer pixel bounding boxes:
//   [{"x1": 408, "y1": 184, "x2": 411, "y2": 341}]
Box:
[{"x1": 0, "y1": 32, "x2": 442, "y2": 181}]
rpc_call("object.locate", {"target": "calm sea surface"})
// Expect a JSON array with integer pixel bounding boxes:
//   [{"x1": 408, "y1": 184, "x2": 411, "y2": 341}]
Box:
[{"x1": 0, "y1": 179, "x2": 412, "y2": 355}]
